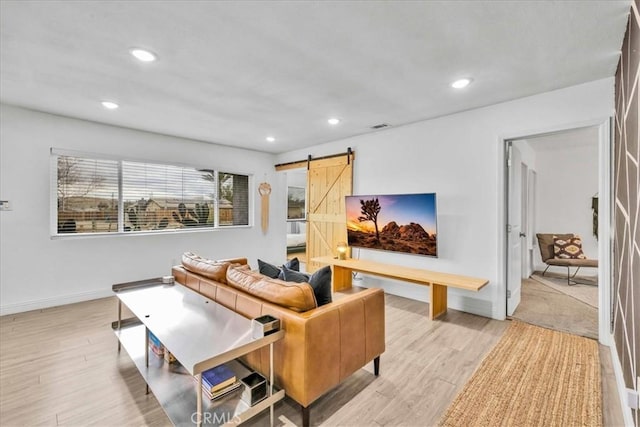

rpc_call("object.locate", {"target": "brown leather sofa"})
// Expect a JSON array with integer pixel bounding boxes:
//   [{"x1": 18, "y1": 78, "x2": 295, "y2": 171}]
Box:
[{"x1": 172, "y1": 253, "x2": 386, "y2": 426}]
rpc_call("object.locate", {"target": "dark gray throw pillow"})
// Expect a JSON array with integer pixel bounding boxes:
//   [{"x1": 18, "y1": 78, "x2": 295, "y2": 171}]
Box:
[
  {"x1": 258, "y1": 259, "x2": 281, "y2": 279},
  {"x1": 281, "y1": 265, "x2": 332, "y2": 306},
  {"x1": 284, "y1": 257, "x2": 300, "y2": 271},
  {"x1": 259, "y1": 257, "x2": 300, "y2": 280},
  {"x1": 277, "y1": 257, "x2": 300, "y2": 280},
  {"x1": 281, "y1": 265, "x2": 310, "y2": 283},
  {"x1": 308, "y1": 266, "x2": 332, "y2": 306}
]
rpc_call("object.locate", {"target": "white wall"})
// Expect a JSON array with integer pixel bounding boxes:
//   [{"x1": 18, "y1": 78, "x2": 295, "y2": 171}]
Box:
[
  {"x1": 276, "y1": 78, "x2": 614, "y2": 319},
  {"x1": 0, "y1": 78, "x2": 613, "y2": 318},
  {"x1": 533, "y1": 142, "x2": 599, "y2": 270},
  {"x1": 0, "y1": 105, "x2": 285, "y2": 315}
]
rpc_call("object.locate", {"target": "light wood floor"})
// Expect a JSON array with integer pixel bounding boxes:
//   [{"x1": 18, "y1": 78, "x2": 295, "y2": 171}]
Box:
[{"x1": 0, "y1": 294, "x2": 623, "y2": 426}]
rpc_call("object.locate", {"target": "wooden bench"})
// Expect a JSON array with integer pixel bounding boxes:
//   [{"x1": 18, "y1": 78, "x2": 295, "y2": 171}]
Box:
[{"x1": 312, "y1": 256, "x2": 489, "y2": 320}]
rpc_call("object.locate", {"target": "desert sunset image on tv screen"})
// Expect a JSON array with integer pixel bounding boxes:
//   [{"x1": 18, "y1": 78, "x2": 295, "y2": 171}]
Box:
[{"x1": 346, "y1": 193, "x2": 437, "y2": 257}]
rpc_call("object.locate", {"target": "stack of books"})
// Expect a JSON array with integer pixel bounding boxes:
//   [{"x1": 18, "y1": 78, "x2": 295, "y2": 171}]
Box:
[
  {"x1": 197, "y1": 364, "x2": 241, "y2": 400},
  {"x1": 148, "y1": 332, "x2": 164, "y2": 356}
]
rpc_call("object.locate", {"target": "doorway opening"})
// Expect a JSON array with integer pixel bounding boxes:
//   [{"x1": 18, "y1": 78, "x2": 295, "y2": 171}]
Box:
[
  {"x1": 505, "y1": 125, "x2": 604, "y2": 339},
  {"x1": 276, "y1": 149, "x2": 354, "y2": 274},
  {"x1": 285, "y1": 169, "x2": 308, "y2": 264}
]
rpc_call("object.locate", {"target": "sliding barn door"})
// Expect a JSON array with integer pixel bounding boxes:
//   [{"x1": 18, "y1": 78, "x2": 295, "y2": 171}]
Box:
[{"x1": 306, "y1": 154, "x2": 353, "y2": 273}]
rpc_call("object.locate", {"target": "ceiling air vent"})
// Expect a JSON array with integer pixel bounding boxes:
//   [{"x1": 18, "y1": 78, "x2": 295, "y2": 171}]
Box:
[{"x1": 371, "y1": 123, "x2": 389, "y2": 129}]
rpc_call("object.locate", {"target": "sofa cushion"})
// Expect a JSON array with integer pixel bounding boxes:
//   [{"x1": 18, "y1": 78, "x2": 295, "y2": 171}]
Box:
[
  {"x1": 281, "y1": 265, "x2": 333, "y2": 307},
  {"x1": 554, "y1": 236, "x2": 587, "y2": 259},
  {"x1": 226, "y1": 265, "x2": 317, "y2": 312},
  {"x1": 182, "y1": 252, "x2": 230, "y2": 283}
]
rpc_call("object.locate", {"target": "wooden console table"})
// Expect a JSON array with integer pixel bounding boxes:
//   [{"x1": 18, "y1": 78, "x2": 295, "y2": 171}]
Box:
[{"x1": 312, "y1": 256, "x2": 489, "y2": 320}]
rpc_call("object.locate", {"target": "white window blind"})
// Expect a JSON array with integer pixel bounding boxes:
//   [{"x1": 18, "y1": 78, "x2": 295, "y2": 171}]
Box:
[
  {"x1": 56, "y1": 156, "x2": 119, "y2": 233},
  {"x1": 122, "y1": 162, "x2": 215, "y2": 232},
  {"x1": 53, "y1": 152, "x2": 251, "y2": 236}
]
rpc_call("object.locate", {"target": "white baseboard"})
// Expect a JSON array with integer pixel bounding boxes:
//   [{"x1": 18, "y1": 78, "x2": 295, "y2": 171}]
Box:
[
  {"x1": 0, "y1": 288, "x2": 113, "y2": 316},
  {"x1": 448, "y1": 293, "x2": 494, "y2": 319},
  {"x1": 609, "y1": 335, "x2": 635, "y2": 426}
]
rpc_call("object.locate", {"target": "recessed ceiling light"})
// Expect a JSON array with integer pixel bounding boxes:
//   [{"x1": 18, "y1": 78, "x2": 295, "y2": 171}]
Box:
[
  {"x1": 328, "y1": 118, "x2": 341, "y2": 125},
  {"x1": 130, "y1": 48, "x2": 157, "y2": 62},
  {"x1": 101, "y1": 101, "x2": 119, "y2": 110},
  {"x1": 266, "y1": 136, "x2": 275, "y2": 142},
  {"x1": 451, "y1": 78, "x2": 472, "y2": 89}
]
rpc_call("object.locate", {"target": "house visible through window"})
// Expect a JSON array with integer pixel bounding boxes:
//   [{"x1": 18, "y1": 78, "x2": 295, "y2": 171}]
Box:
[
  {"x1": 53, "y1": 153, "x2": 251, "y2": 235},
  {"x1": 218, "y1": 172, "x2": 249, "y2": 226}
]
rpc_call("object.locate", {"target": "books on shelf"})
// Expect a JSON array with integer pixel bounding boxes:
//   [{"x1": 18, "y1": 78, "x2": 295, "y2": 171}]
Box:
[
  {"x1": 193, "y1": 364, "x2": 241, "y2": 401},
  {"x1": 148, "y1": 331, "x2": 164, "y2": 356},
  {"x1": 202, "y1": 381, "x2": 241, "y2": 401},
  {"x1": 202, "y1": 364, "x2": 236, "y2": 393}
]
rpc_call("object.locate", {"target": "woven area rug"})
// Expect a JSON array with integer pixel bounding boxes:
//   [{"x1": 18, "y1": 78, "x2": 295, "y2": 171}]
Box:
[{"x1": 439, "y1": 321, "x2": 602, "y2": 427}]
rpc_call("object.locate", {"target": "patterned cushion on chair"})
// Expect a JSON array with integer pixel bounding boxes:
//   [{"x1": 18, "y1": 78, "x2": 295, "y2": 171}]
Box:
[{"x1": 553, "y1": 236, "x2": 587, "y2": 259}]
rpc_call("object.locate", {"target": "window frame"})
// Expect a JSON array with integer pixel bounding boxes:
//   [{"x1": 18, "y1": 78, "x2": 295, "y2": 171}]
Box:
[{"x1": 50, "y1": 148, "x2": 253, "y2": 238}]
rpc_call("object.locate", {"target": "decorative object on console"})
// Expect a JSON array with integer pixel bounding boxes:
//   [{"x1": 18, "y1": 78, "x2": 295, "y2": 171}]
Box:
[
  {"x1": 258, "y1": 182, "x2": 271, "y2": 234},
  {"x1": 345, "y1": 193, "x2": 438, "y2": 257},
  {"x1": 336, "y1": 241, "x2": 348, "y2": 259},
  {"x1": 240, "y1": 372, "x2": 268, "y2": 407},
  {"x1": 251, "y1": 315, "x2": 280, "y2": 339}
]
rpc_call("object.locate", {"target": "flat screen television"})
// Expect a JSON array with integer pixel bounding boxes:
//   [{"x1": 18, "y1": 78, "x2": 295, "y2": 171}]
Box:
[{"x1": 345, "y1": 193, "x2": 437, "y2": 257}]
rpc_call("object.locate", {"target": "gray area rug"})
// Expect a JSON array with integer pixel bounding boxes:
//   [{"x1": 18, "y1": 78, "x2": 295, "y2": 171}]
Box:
[
  {"x1": 512, "y1": 278, "x2": 598, "y2": 339},
  {"x1": 530, "y1": 271, "x2": 598, "y2": 308}
]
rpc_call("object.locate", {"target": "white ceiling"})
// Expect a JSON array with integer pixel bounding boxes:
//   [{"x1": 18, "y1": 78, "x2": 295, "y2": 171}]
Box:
[{"x1": 0, "y1": 1, "x2": 630, "y2": 154}]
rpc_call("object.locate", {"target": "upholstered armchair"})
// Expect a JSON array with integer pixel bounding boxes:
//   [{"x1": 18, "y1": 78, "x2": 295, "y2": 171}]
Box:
[{"x1": 536, "y1": 233, "x2": 598, "y2": 285}]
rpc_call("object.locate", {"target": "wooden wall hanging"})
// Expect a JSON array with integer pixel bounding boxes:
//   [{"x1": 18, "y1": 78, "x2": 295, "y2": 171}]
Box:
[{"x1": 258, "y1": 182, "x2": 271, "y2": 234}]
